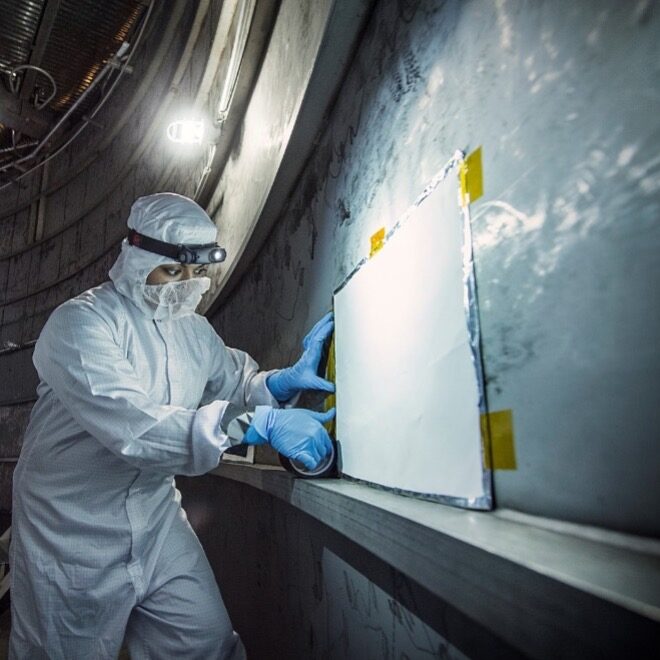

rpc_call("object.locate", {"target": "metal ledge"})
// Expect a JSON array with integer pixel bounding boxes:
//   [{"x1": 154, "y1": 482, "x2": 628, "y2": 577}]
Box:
[{"x1": 211, "y1": 462, "x2": 660, "y2": 659}]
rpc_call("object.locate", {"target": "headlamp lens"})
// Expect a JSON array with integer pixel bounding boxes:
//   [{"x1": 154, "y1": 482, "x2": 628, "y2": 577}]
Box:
[{"x1": 209, "y1": 247, "x2": 226, "y2": 263}]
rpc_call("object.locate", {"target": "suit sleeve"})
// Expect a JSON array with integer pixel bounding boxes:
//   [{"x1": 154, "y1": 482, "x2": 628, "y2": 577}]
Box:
[
  {"x1": 33, "y1": 303, "x2": 232, "y2": 476},
  {"x1": 198, "y1": 318, "x2": 281, "y2": 409}
]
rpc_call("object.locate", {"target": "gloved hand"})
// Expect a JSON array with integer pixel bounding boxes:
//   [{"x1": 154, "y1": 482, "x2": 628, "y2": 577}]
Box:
[
  {"x1": 266, "y1": 312, "x2": 335, "y2": 402},
  {"x1": 244, "y1": 406, "x2": 335, "y2": 470}
]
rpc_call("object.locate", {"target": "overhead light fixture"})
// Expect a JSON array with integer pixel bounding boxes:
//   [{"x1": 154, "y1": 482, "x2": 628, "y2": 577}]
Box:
[
  {"x1": 216, "y1": 0, "x2": 256, "y2": 126},
  {"x1": 166, "y1": 119, "x2": 204, "y2": 144}
]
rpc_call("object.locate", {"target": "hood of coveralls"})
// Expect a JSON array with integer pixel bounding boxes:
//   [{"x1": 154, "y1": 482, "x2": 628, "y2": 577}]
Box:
[{"x1": 109, "y1": 192, "x2": 218, "y2": 318}]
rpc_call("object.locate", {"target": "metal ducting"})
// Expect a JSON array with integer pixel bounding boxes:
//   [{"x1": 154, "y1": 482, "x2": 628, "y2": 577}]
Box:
[{"x1": 0, "y1": 0, "x2": 148, "y2": 178}]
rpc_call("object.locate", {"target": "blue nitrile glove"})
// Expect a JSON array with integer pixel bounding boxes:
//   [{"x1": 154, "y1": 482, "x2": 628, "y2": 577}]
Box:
[
  {"x1": 266, "y1": 312, "x2": 335, "y2": 402},
  {"x1": 243, "y1": 406, "x2": 335, "y2": 470}
]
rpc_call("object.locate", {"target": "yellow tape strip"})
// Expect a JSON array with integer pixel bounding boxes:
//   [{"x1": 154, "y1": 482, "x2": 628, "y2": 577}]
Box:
[
  {"x1": 481, "y1": 409, "x2": 516, "y2": 470},
  {"x1": 324, "y1": 333, "x2": 337, "y2": 436},
  {"x1": 459, "y1": 146, "x2": 484, "y2": 206},
  {"x1": 369, "y1": 227, "x2": 386, "y2": 257}
]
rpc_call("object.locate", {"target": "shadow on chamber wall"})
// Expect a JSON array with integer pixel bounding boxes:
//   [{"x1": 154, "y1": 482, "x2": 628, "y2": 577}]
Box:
[{"x1": 178, "y1": 475, "x2": 522, "y2": 660}]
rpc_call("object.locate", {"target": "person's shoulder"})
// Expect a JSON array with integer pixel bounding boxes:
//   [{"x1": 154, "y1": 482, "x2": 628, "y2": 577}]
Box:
[
  {"x1": 181, "y1": 313, "x2": 227, "y2": 349},
  {"x1": 172, "y1": 309, "x2": 207, "y2": 329},
  {"x1": 181, "y1": 312, "x2": 215, "y2": 338},
  {"x1": 48, "y1": 282, "x2": 123, "y2": 330}
]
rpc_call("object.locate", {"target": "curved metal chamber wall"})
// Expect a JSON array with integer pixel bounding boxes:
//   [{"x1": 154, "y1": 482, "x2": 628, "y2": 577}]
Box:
[{"x1": 208, "y1": 0, "x2": 660, "y2": 536}]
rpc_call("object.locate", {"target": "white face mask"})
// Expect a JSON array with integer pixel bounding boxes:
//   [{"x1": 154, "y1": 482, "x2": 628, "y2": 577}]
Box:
[{"x1": 142, "y1": 277, "x2": 211, "y2": 320}]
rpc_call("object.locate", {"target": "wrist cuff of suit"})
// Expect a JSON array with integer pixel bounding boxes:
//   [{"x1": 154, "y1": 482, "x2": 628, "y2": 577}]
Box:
[
  {"x1": 219, "y1": 404, "x2": 257, "y2": 446},
  {"x1": 266, "y1": 369, "x2": 297, "y2": 402}
]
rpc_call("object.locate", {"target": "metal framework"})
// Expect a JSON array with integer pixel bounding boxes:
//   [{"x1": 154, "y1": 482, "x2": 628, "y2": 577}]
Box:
[{"x1": 0, "y1": 0, "x2": 149, "y2": 180}]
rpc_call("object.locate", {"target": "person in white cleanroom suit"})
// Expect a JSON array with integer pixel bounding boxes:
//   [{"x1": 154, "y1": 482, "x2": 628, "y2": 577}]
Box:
[{"x1": 9, "y1": 192, "x2": 335, "y2": 659}]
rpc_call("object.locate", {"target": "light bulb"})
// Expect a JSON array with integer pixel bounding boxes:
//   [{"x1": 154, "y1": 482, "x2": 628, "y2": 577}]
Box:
[{"x1": 167, "y1": 120, "x2": 204, "y2": 144}]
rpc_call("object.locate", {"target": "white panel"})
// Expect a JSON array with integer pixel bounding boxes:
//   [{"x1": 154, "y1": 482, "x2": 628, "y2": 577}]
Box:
[{"x1": 334, "y1": 177, "x2": 486, "y2": 501}]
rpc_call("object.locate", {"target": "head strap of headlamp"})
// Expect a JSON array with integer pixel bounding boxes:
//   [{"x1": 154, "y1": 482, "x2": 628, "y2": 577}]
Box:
[{"x1": 127, "y1": 229, "x2": 226, "y2": 264}]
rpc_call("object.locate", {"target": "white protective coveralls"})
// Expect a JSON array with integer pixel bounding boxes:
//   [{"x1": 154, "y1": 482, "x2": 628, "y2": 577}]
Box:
[{"x1": 10, "y1": 193, "x2": 277, "y2": 659}]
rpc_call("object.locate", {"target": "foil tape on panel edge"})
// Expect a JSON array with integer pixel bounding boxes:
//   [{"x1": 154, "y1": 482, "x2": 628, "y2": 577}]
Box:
[
  {"x1": 457, "y1": 156, "x2": 493, "y2": 510},
  {"x1": 333, "y1": 150, "x2": 493, "y2": 510}
]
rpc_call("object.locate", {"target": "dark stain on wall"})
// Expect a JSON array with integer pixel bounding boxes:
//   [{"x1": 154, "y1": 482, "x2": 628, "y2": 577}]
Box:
[{"x1": 337, "y1": 198, "x2": 351, "y2": 225}]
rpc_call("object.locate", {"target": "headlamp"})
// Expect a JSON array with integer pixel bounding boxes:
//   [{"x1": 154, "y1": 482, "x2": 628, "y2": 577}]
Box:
[{"x1": 128, "y1": 229, "x2": 226, "y2": 264}]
